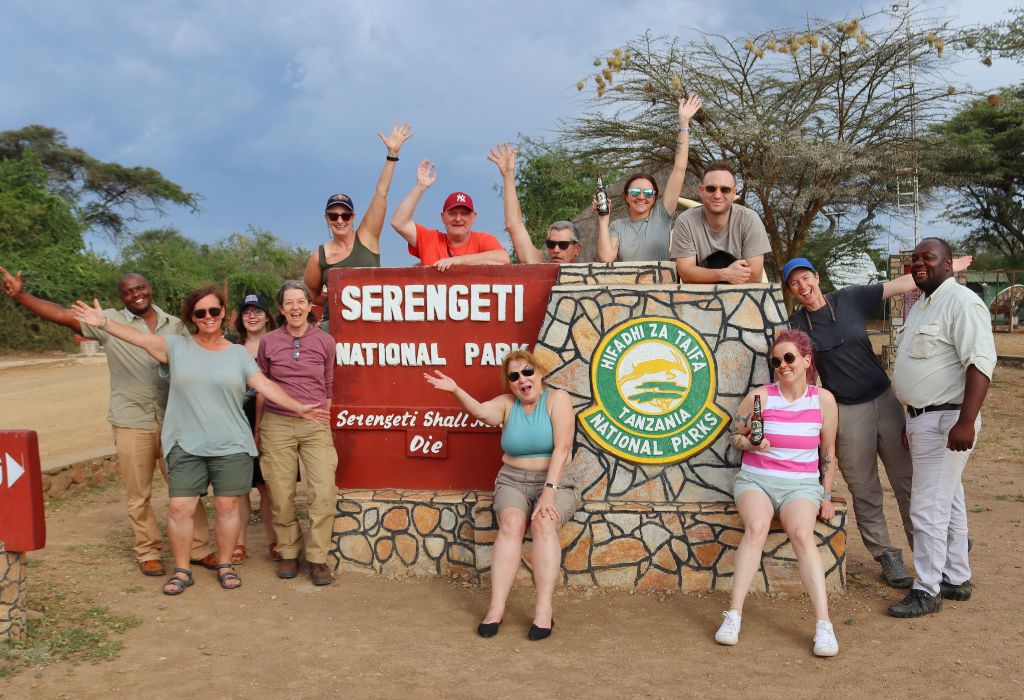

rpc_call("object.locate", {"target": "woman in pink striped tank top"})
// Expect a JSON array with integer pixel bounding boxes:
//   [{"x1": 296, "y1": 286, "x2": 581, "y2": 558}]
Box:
[{"x1": 714, "y1": 329, "x2": 841, "y2": 657}]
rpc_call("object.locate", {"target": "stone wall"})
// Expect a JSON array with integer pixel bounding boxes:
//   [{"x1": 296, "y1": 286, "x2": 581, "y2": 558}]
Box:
[
  {"x1": 0, "y1": 548, "x2": 27, "y2": 643},
  {"x1": 41, "y1": 453, "x2": 119, "y2": 499}
]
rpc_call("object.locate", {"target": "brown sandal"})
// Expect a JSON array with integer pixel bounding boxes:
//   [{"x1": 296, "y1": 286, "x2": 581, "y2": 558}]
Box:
[{"x1": 231, "y1": 544, "x2": 247, "y2": 564}]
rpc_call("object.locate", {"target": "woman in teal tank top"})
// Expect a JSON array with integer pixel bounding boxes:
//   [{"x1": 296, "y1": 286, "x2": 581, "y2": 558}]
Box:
[
  {"x1": 303, "y1": 122, "x2": 413, "y2": 330},
  {"x1": 424, "y1": 349, "x2": 579, "y2": 642}
]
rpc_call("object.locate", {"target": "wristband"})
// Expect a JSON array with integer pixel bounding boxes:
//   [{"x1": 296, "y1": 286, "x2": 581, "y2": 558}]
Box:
[
  {"x1": 544, "y1": 482, "x2": 557, "y2": 490},
  {"x1": 678, "y1": 127, "x2": 689, "y2": 133},
  {"x1": 386, "y1": 155, "x2": 399, "y2": 162},
  {"x1": 100, "y1": 316, "x2": 109, "y2": 329}
]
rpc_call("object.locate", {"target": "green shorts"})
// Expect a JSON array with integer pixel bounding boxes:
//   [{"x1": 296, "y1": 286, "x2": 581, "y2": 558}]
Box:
[
  {"x1": 166, "y1": 445, "x2": 254, "y2": 498},
  {"x1": 733, "y1": 470, "x2": 823, "y2": 512}
]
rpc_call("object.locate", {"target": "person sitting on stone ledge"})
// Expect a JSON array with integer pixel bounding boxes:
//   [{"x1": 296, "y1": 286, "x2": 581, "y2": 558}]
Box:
[
  {"x1": 716, "y1": 328, "x2": 840, "y2": 657},
  {"x1": 487, "y1": 143, "x2": 582, "y2": 265},
  {"x1": 424, "y1": 350, "x2": 579, "y2": 641}
]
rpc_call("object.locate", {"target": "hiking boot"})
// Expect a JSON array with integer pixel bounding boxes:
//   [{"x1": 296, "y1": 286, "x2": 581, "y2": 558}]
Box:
[
  {"x1": 714, "y1": 610, "x2": 741, "y2": 646},
  {"x1": 309, "y1": 562, "x2": 333, "y2": 586},
  {"x1": 888, "y1": 589, "x2": 942, "y2": 618},
  {"x1": 940, "y1": 577, "x2": 973, "y2": 601},
  {"x1": 813, "y1": 620, "x2": 839, "y2": 657},
  {"x1": 876, "y1": 550, "x2": 913, "y2": 588},
  {"x1": 276, "y1": 558, "x2": 299, "y2": 579}
]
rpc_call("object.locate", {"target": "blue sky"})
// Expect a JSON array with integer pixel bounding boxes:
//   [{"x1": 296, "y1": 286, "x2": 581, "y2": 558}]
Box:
[{"x1": 1, "y1": 0, "x2": 1017, "y2": 266}]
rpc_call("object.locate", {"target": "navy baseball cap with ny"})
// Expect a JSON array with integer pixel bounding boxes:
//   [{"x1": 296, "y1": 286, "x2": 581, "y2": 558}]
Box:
[{"x1": 325, "y1": 193, "x2": 354, "y2": 212}]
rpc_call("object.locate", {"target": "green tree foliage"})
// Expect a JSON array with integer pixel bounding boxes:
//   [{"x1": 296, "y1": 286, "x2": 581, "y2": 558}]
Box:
[
  {"x1": 564, "y1": 11, "x2": 959, "y2": 277},
  {"x1": 0, "y1": 125, "x2": 200, "y2": 243},
  {"x1": 930, "y1": 85, "x2": 1024, "y2": 266},
  {"x1": 958, "y1": 6, "x2": 1024, "y2": 65}
]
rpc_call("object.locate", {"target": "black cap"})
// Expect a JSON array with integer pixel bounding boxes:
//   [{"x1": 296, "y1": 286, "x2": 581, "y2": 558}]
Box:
[
  {"x1": 238, "y1": 293, "x2": 271, "y2": 314},
  {"x1": 325, "y1": 193, "x2": 355, "y2": 212}
]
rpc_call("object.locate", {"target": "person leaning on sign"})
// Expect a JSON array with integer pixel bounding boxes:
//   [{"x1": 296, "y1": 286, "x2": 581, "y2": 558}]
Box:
[
  {"x1": 303, "y1": 122, "x2": 413, "y2": 331},
  {"x1": 424, "y1": 350, "x2": 579, "y2": 641},
  {"x1": 0, "y1": 266, "x2": 214, "y2": 578},
  {"x1": 390, "y1": 160, "x2": 510, "y2": 270},
  {"x1": 888, "y1": 238, "x2": 996, "y2": 619},
  {"x1": 783, "y1": 254, "x2": 973, "y2": 589},
  {"x1": 486, "y1": 143, "x2": 582, "y2": 264},
  {"x1": 71, "y1": 284, "x2": 330, "y2": 596},
  {"x1": 716, "y1": 329, "x2": 840, "y2": 657}
]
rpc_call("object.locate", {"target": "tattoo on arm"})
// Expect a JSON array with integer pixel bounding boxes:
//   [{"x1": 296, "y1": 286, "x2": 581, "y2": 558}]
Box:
[
  {"x1": 730, "y1": 433, "x2": 747, "y2": 450},
  {"x1": 820, "y1": 454, "x2": 834, "y2": 468}
]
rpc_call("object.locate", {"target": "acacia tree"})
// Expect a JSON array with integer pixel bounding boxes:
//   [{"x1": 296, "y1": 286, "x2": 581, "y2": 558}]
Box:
[
  {"x1": 957, "y1": 6, "x2": 1023, "y2": 65},
  {"x1": 563, "y1": 10, "x2": 960, "y2": 276}
]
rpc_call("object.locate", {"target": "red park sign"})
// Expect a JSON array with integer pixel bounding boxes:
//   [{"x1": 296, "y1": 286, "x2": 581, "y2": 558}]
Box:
[
  {"x1": 327, "y1": 265, "x2": 559, "y2": 490},
  {"x1": 0, "y1": 430, "x2": 46, "y2": 551}
]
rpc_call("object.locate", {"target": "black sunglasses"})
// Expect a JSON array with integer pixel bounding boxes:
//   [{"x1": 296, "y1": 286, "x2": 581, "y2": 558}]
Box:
[
  {"x1": 703, "y1": 185, "x2": 734, "y2": 194},
  {"x1": 327, "y1": 211, "x2": 354, "y2": 222},
  {"x1": 193, "y1": 307, "x2": 222, "y2": 320},
  {"x1": 545, "y1": 240, "x2": 576, "y2": 250},
  {"x1": 292, "y1": 336, "x2": 301, "y2": 361},
  {"x1": 770, "y1": 352, "x2": 797, "y2": 368},
  {"x1": 506, "y1": 366, "x2": 536, "y2": 382}
]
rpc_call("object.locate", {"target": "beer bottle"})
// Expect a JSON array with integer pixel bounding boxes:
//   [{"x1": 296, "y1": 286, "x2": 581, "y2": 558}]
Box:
[
  {"x1": 749, "y1": 395, "x2": 765, "y2": 446},
  {"x1": 595, "y1": 174, "x2": 610, "y2": 216}
]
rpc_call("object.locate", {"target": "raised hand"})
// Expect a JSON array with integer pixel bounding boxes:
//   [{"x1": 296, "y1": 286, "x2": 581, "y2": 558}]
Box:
[
  {"x1": 592, "y1": 194, "x2": 609, "y2": 218},
  {"x1": 679, "y1": 94, "x2": 702, "y2": 125},
  {"x1": 486, "y1": 144, "x2": 517, "y2": 177},
  {"x1": 0, "y1": 265, "x2": 23, "y2": 297},
  {"x1": 378, "y1": 122, "x2": 413, "y2": 156},
  {"x1": 416, "y1": 160, "x2": 436, "y2": 189},
  {"x1": 423, "y1": 369, "x2": 458, "y2": 393},
  {"x1": 952, "y1": 255, "x2": 973, "y2": 274},
  {"x1": 71, "y1": 298, "x2": 106, "y2": 328}
]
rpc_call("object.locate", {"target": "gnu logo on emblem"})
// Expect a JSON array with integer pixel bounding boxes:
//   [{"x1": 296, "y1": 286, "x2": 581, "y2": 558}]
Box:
[{"x1": 580, "y1": 317, "x2": 729, "y2": 463}]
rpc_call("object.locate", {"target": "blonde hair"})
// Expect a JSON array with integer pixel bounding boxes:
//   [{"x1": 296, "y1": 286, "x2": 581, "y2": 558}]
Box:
[{"x1": 501, "y1": 349, "x2": 545, "y2": 389}]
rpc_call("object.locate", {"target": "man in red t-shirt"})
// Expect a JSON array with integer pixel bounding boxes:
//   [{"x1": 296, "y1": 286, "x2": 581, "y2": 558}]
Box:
[{"x1": 391, "y1": 160, "x2": 510, "y2": 269}]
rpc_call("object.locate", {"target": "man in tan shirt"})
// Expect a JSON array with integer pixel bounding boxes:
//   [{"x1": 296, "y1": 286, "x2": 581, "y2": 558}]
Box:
[{"x1": 1, "y1": 267, "x2": 212, "y2": 577}]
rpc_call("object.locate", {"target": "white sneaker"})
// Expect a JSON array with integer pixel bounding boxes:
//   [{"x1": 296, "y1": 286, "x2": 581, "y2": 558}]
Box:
[
  {"x1": 813, "y1": 620, "x2": 839, "y2": 657},
  {"x1": 714, "y1": 610, "x2": 741, "y2": 646}
]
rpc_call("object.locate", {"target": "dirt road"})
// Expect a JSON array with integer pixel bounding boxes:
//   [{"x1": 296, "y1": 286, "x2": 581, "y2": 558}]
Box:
[{"x1": 1, "y1": 356, "x2": 1022, "y2": 698}]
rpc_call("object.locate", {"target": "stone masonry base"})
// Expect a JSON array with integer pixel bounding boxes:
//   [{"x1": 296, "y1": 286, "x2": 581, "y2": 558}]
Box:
[{"x1": 330, "y1": 489, "x2": 848, "y2": 593}]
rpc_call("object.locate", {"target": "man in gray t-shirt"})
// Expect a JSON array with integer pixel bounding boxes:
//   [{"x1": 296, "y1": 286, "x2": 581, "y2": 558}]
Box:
[{"x1": 669, "y1": 161, "x2": 772, "y2": 283}]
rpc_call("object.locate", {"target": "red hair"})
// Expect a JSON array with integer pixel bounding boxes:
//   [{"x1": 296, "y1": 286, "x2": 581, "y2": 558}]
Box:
[{"x1": 772, "y1": 328, "x2": 818, "y2": 385}]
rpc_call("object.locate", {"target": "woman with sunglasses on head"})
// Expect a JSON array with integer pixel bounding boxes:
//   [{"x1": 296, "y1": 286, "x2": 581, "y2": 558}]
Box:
[
  {"x1": 72, "y1": 286, "x2": 329, "y2": 596},
  {"x1": 716, "y1": 329, "x2": 840, "y2": 657},
  {"x1": 596, "y1": 95, "x2": 702, "y2": 263},
  {"x1": 304, "y1": 122, "x2": 413, "y2": 331},
  {"x1": 782, "y1": 254, "x2": 972, "y2": 588},
  {"x1": 229, "y1": 293, "x2": 278, "y2": 565},
  {"x1": 255, "y1": 280, "x2": 338, "y2": 586},
  {"x1": 424, "y1": 350, "x2": 579, "y2": 641}
]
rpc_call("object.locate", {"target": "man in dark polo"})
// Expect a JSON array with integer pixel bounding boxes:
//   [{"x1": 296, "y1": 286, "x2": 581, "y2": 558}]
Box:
[
  {"x1": 888, "y1": 238, "x2": 996, "y2": 618},
  {"x1": 0, "y1": 266, "x2": 213, "y2": 577}
]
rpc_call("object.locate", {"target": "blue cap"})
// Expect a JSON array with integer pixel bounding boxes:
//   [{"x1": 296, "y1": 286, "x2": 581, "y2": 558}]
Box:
[{"x1": 782, "y1": 257, "x2": 818, "y2": 284}]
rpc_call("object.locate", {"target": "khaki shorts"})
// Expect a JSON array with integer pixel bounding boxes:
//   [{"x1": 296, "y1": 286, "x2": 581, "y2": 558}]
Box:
[
  {"x1": 493, "y1": 465, "x2": 579, "y2": 526},
  {"x1": 166, "y1": 445, "x2": 253, "y2": 498}
]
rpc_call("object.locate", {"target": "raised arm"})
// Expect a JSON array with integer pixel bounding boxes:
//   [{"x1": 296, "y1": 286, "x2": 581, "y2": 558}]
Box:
[
  {"x1": 390, "y1": 160, "x2": 436, "y2": 246},
  {"x1": 487, "y1": 144, "x2": 544, "y2": 264},
  {"x1": 818, "y1": 389, "x2": 838, "y2": 520},
  {"x1": 71, "y1": 298, "x2": 168, "y2": 362},
  {"x1": 595, "y1": 198, "x2": 618, "y2": 263},
  {"x1": 881, "y1": 255, "x2": 973, "y2": 300},
  {"x1": 422, "y1": 370, "x2": 508, "y2": 426},
  {"x1": 247, "y1": 371, "x2": 330, "y2": 424},
  {"x1": 531, "y1": 389, "x2": 575, "y2": 522},
  {"x1": 1, "y1": 265, "x2": 83, "y2": 333},
  {"x1": 662, "y1": 95, "x2": 702, "y2": 216},
  {"x1": 357, "y1": 122, "x2": 414, "y2": 252}
]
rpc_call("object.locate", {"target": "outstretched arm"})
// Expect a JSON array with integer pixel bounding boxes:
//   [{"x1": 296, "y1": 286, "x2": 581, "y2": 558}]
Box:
[
  {"x1": 487, "y1": 144, "x2": 543, "y2": 264},
  {"x1": 248, "y1": 371, "x2": 330, "y2": 424},
  {"x1": 390, "y1": 160, "x2": 436, "y2": 246},
  {"x1": 662, "y1": 94, "x2": 702, "y2": 216},
  {"x1": 422, "y1": 370, "x2": 507, "y2": 426},
  {"x1": 71, "y1": 298, "x2": 168, "y2": 362},
  {"x1": 882, "y1": 255, "x2": 973, "y2": 300},
  {"x1": 1, "y1": 265, "x2": 83, "y2": 333},
  {"x1": 357, "y1": 122, "x2": 414, "y2": 252}
]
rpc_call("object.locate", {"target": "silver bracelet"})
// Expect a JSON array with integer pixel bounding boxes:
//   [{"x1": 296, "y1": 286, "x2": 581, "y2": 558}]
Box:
[
  {"x1": 678, "y1": 126, "x2": 689, "y2": 133},
  {"x1": 100, "y1": 316, "x2": 109, "y2": 329}
]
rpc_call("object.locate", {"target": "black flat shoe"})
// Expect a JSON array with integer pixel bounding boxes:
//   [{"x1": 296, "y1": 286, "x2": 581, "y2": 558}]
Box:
[
  {"x1": 477, "y1": 621, "x2": 501, "y2": 638},
  {"x1": 528, "y1": 618, "x2": 554, "y2": 641}
]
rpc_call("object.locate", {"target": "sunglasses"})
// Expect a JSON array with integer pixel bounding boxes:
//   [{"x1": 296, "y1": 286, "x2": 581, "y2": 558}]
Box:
[
  {"x1": 193, "y1": 307, "x2": 222, "y2": 320},
  {"x1": 327, "y1": 211, "x2": 354, "y2": 222},
  {"x1": 703, "y1": 185, "x2": 734, "y2": 194},
  {"x1": 770, "y1": 352, "x2": 798, "y2": 368},
  {"x1": 506, "y1": 366, "x2": 536, "y2": 382},
  {"x1": 627, "y1": 188, "x2": 656, "y2": 198},
  {"x1": 545, "y1": 240, "x2": 577, "y2": 250},
  {"x1": 292, "y1": 336, "x2": 301, "y2": 361}
]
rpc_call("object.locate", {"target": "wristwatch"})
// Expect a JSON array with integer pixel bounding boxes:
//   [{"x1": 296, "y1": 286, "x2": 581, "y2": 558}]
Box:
[{"x1": 544, "y1": 482, "x2": 557, "y2": 490}]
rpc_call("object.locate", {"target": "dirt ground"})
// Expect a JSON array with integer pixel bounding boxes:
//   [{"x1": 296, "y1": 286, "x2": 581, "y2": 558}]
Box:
[{"x1": 1, "y1": 353, "x2": 1023, "y2": 699}]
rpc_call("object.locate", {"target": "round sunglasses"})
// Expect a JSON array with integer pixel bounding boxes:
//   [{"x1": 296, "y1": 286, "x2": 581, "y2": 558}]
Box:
[
  {"x1": 193, "y1": 307, "x2": 222, "y2": 320},
  {"x1": 770, "y1": 352, "x2": 798, "y2": 368},
  {"x1": 507, "y1": 366, "x2": 536, "y2": 382}
]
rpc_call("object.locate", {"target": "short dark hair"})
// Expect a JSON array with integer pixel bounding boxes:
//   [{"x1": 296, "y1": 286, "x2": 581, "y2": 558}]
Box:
[
  {"x1": 234, "y1": 300, "x2": 277, "y2": 341},
  {"x1": 702, "y1": 161, "x2": 736, "y2": 181},
  {"x1": 918, "y1": 237, "x2": 953, "y2": 260},
  {"x1": 622, "y1": 173, "x2": 659, "y2": 200},
  {"x1": 180, "y1": 284, "x2": 227, "y2": 332}
]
